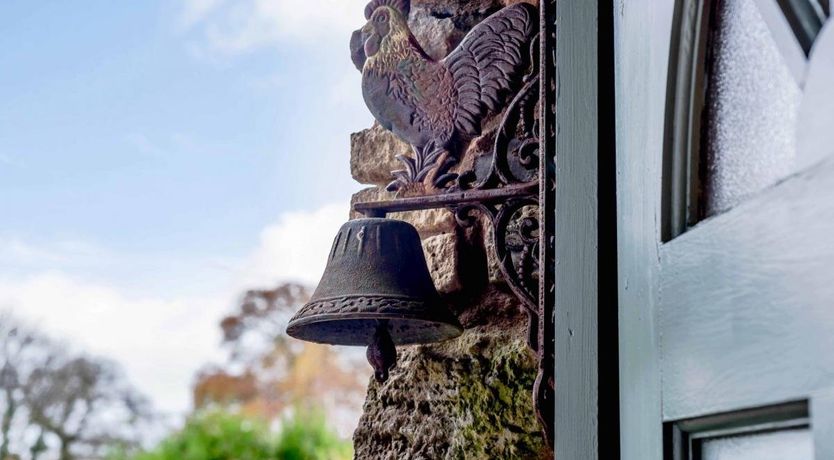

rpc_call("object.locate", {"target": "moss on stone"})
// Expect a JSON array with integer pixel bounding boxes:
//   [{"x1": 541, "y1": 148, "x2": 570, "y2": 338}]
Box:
[{"x1": 353, "y1": 318, "x2": 549, "y2": 460}]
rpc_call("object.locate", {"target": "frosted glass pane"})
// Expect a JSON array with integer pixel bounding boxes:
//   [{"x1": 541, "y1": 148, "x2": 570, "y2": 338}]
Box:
[
  {"x1": 704, "y1": 0, "x2": 801, "y2": 216},
  {"x1": 701, "y1": 429, "x2": 813, "y2": 460}
]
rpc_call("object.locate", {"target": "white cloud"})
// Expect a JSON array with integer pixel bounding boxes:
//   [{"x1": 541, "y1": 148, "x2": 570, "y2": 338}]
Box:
[
  {"x1": 181, "y1": 0, "x2": 369, "y2": 54},
  {"x1": 0, "y1": 271, "x2": 226, "y2": 418},
  {"x1": 180, "y1": 0, "x2": 225, "y2": 29},
  {"x1": 0, "y1": 203, "x2": 351, "y2": 419},
  {"x1": 0, "y1": 237, "x2": 114, "y2": 270},
  {"x1": 237, "y1": 203, "x2": 347, "y2": 288}
]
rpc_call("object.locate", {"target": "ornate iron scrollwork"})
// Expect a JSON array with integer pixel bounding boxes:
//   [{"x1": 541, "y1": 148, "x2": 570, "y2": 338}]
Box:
[{"x1": 351, "y1": 0, "x2": 556, "y2": 449}]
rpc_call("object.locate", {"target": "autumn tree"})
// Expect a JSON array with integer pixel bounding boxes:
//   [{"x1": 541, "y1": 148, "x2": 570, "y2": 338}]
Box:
[{"x1": 193, "y1": 283, "x2": 368, "y2": 432}]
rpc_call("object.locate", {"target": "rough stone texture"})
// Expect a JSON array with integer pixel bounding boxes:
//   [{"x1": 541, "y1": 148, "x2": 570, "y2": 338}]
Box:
[
  {"x1": 351, "y1": 122, "x2": 411, "y2": 187},
  {"x1": 349, "y1": 1, "x2": 547, "y2": 458},
  {"x1": 422, "y1": 233, "x2": 462, "y2": 294},
  {"x1": 353, "y1": 287, "x2": 548, "y2": 460},
  {"x1": 409, "y1": 0, "x2": 538, "y2": 60}
]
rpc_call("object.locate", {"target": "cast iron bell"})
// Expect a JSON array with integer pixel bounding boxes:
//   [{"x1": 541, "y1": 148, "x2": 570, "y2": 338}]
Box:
[{"x1": 286, "y1": 218, "x2": 463, "y2": 382}]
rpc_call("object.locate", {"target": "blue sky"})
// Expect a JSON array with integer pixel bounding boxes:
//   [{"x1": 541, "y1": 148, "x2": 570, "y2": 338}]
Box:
[{"x1": 0, "y1": 0, "x2": 373, "y2": 422}]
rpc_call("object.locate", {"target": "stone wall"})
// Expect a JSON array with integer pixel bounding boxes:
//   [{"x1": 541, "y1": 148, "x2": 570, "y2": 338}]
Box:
[{"x1": 349, "y1": 1, "x2": 548, "y2": 458}]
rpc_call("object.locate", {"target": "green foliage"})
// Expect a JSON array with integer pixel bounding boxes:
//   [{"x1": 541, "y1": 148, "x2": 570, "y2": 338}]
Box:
[
  {"x1": 110, "y1": 410, "x2": 352, "y2": 460},
  {"x1": 274, "y1": 412, "x2": 353, "y2": 460}
]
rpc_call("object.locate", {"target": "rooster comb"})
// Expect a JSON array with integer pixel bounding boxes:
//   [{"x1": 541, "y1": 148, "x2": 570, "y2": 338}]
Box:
[{"x1": 364, "y1": 0, "x2": 411, "y2": 19}]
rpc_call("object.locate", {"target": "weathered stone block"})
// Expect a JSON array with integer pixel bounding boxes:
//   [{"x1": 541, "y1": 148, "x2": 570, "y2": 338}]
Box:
[
  {"x1": 422, "y1": 233, "x2": 462, "y2": 294},
  {"x1": 350, "y1": 123, "x2": 410, "y2": 187},
  {"x1": 408, "y1": 0, "x2": 538, "y2": 60}
]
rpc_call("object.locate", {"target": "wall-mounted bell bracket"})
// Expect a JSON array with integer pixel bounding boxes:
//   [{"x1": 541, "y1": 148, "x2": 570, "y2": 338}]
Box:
[
  {"x1": 289, "y1": 0, "x2": 556, "y2": 447},
  {"x1": 353, "y1": 0, "x2": 556, "y2": 444}
]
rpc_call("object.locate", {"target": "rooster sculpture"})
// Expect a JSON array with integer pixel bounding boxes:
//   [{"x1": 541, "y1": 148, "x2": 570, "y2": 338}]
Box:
[{"x1": 351, "y1": 0, "x2": 537, "y2": 191}]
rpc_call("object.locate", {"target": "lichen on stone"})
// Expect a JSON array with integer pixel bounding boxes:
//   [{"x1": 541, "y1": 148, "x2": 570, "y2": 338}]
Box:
[{"x1": 352, "y1": 288, "x2": 549, "y2": 460}]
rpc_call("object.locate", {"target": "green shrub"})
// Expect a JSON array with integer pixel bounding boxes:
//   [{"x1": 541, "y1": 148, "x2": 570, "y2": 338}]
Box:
[
  {"x1": 109, "y1": 410, "x2": 352, "y2": 460},
  {"x1": 274, "y1": 412, "x2": 352, "y2": 460}
]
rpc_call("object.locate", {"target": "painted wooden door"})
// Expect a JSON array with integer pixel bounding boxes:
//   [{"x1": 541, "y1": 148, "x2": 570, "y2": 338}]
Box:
[{"x1": 616, "y1": 0, "x2": 834, "y2": 458}]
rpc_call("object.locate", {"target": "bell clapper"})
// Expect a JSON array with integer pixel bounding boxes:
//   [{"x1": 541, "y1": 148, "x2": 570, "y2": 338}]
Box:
[{"x1": 366, "y1": 323, "x2": 397, "y2": 383}]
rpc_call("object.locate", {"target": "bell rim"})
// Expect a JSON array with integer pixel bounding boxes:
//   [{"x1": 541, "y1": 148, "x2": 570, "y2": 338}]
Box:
[
  {"x1": 289, "y1": 293, "x2": 460, "y2": 322},
  {"x1": 286, "y1": 313, "x2": 463, "y2": 346},
  {"x1": 286, "y1": 294, "x2": 463, "y2": 346}
]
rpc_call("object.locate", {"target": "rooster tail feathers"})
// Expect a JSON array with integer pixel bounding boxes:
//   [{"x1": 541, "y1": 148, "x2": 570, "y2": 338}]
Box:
[{"x1": 443, "y1": 3, "x2": 537, "y2": 136}]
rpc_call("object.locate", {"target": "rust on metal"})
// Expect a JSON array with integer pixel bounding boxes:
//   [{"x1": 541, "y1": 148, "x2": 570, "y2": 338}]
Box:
[
  {"x1": 286, "y1": 218, "x2": 463, "y2": 382},
  {"x1": 353, "y1": 182, "x2": 538, "y2": 215}
]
